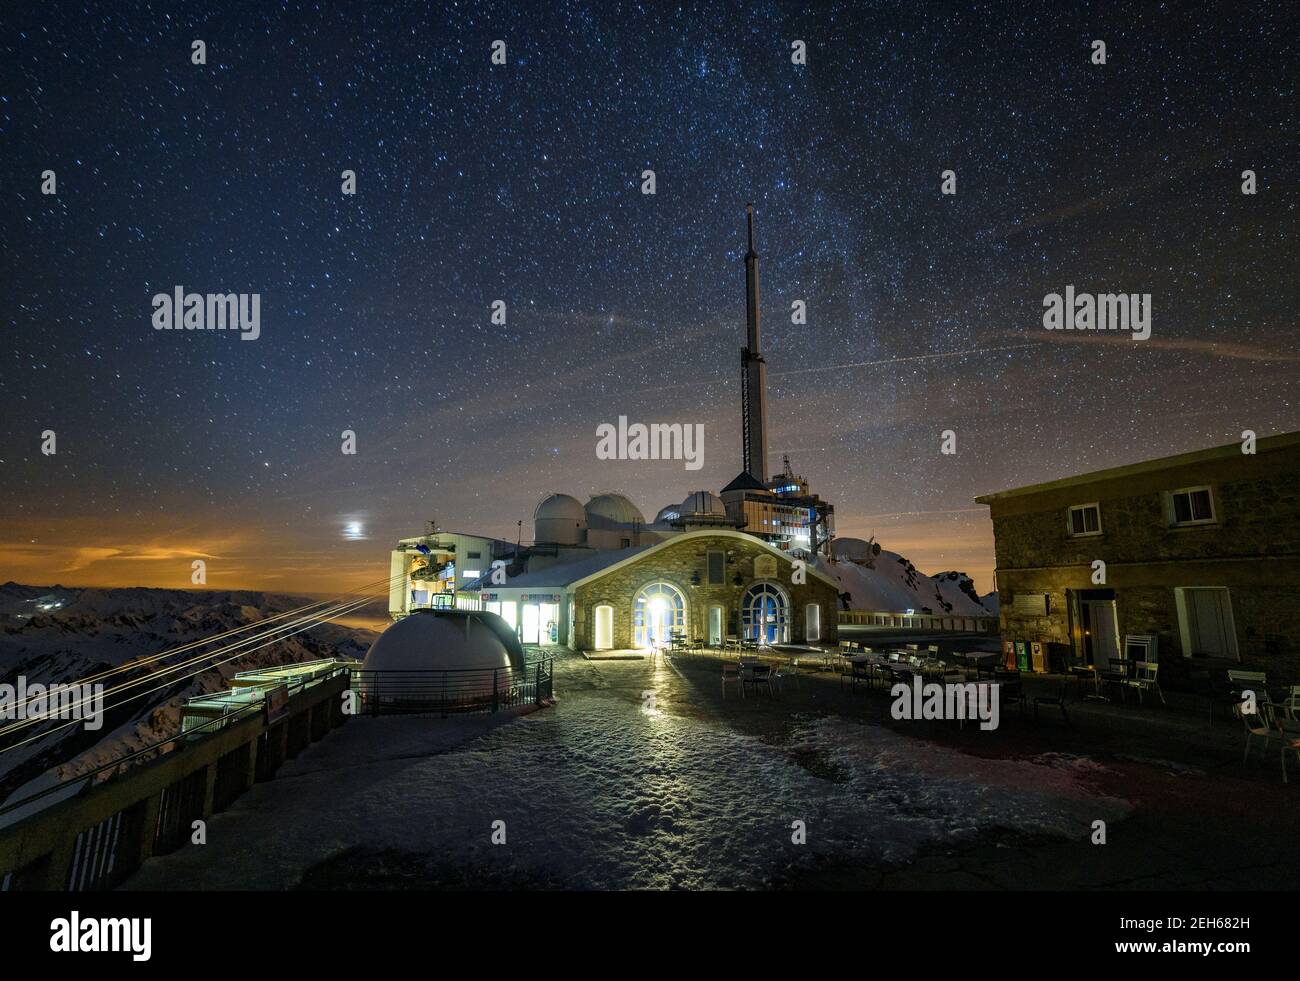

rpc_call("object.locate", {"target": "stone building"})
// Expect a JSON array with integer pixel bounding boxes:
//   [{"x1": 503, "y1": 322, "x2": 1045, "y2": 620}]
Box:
[
  {"x1": 975, "y1": 431, "x2": 1300, "y2": 685},
  {"x1": 472, "y1": 528, "x2": 839, "y2": 652}
]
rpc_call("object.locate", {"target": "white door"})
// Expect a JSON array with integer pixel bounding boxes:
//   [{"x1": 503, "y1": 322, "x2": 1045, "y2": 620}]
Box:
[
  {"x1": 805, "y1": 603, "x2": 821, "y2": 643},
  {"x1": 1087, "y1": 601, "x2": 1120, "y2": 667},
  {"x1": 708, "y1": 606, "x2": 723, "y2": 647},
  {"x1": 594, "y1": 605, "x2": 613, "y2": 651},
  {"x1": 522, "y1": 604, "x2": 540, "y2": 644},
  {"x1": 1188, "y1": 589, "x2": 1233, "y2": 657}
]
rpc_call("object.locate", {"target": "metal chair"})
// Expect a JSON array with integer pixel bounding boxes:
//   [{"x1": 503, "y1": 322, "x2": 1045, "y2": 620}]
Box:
[
  {"x1": 742, "y1": 663, "x2": 774, "y2": 697},
  {"x1": 773, "y1": 658, "x2": 800, "y2": 691},
  {"x1": 1235, "y1": 700, "x2": 1281, "y2": 764},
  {"x1": 722, "y1": 662, "x2": 742, "y2": 698},
  {"x1": 1124, "y1": 660, "x2": 1165, "y2": 705},
  {"x1": 1034, "y1": 680, "x2": 1070, "y2": 724}
]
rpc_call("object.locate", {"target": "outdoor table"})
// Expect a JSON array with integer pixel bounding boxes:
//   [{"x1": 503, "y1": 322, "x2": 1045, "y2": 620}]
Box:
[{"x1": 1069, "y1": 664, "x2": 1106, "y2": 700}]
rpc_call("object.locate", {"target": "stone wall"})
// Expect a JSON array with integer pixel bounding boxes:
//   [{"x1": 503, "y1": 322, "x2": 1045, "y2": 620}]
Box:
[
  {"x1": 988, "y1": 439, "x2": 1300, "y2": 683},
  {"x1": 572, "y1": 534, "x2": 839, "y2": 650}
]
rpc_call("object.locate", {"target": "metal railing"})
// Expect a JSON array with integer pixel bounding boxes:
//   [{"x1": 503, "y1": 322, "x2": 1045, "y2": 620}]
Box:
[
  {"x1": 349, "y1": 657, "x2": 554, "y2": 717},
  {"x1": 0, "y1": 666, "x2": 352, "y2": 891},
  {"x1": 837, "y1": 610, "x2": 999, "y2": 633}
]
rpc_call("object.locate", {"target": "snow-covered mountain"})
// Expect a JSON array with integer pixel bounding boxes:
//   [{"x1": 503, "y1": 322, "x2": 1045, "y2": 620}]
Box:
[
  {"x1": 818, "y1": 551, "x2": 995, "y2": 617},
  {"x1": 0, "y1": 583, "x2": 378, "y2": 808}
]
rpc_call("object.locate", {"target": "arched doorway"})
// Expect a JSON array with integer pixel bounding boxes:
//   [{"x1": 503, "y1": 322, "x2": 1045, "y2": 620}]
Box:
[
  {"x1": 742, "y1": 582, "x2": 789, "y2": 645},
  {"x1": 633, "y1": 581, "x2": 686, "y2": 649},
  {"x1": 594, "y1": 605, "x2": 614, "y2": 650}
]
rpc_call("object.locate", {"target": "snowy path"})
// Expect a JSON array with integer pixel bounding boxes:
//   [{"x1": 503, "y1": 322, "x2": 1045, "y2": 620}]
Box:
[{"x1": 126, "y1": 654, "x2": 1131, "y2": 890}]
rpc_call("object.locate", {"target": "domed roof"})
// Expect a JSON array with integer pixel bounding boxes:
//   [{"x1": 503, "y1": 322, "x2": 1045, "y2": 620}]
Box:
[
  {"x1": 534, "y1": 493, "x2": 586, "y2": 524},
  {"x1": 680, "y1": 490, "x2": 726, "y2": 516},
  {"x1": 654, "y1": 505, "x2": 681, "y2": 524},
  {"x1": 363, "y1": 609, "x2": 521, "y2": 673},
  {"x1": 585, "y1": 492, "x2": 644, "y2": 527}
]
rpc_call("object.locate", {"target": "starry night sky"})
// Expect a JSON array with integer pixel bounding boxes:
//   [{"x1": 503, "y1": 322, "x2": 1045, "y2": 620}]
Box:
[{"x1": 2, "y1": 1, "x2": 1297, "y2": 594}]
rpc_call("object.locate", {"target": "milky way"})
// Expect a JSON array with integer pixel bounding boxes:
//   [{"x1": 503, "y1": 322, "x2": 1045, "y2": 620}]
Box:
[{"x1": 2, "y1": 1, "x2": 1296, "y2": 592}]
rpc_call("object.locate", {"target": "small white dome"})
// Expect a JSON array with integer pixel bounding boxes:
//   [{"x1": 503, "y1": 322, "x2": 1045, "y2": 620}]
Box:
[
  {"x1": 362, "y1": 610, "x2": 517, "y2": 705},
  {"x1": 680, "y1": 490, "x2": 726, "y2": 516},
  {"x1": 534, "y1": 493, "x2": 587, "y2": 545},
  {"x1": 585, "y1": 492, "x2": 644, "y2": 528},
  {"x1": 363, "y1": 609, "x2": 516, "y2": 673},
  {"x1": 654, "y1": 505, "x2": 681, "y2": 524}
]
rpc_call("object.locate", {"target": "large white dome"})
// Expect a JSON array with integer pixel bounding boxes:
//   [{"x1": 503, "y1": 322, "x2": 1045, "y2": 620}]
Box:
[
  {"x1": 363, "y1": 609, "x2": 518, "y2": 673},
  {"x1": 534, "y1": 493, "x2": 587, "y2": 545},
  {"x1": 680, "y1": 490, "x2": 725, "y2": 516},
  {"x1": 585, "y1": 492, "x2": 644, "y2": 528}
]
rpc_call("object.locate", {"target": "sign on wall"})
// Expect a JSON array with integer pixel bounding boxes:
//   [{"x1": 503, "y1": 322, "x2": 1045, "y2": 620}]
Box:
[
  {"x1": 1011, "y1": 593, "x2": 1050, "y2": 616},
  {"x1": 753, "y1": 555, "x2": 778, "y2": 580}
]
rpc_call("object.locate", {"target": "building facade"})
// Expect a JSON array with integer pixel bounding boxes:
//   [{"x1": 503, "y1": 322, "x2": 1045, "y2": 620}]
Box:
[
  {"x1": 976, "y1": 432, "x2": 1300, "y2": 685},
  {"x1": 569, "y1": 529, "x2": 840, "y2": 651}
]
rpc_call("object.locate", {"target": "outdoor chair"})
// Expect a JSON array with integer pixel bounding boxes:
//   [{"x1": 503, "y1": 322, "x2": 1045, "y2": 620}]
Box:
[
  {"x1": 1100, "y1": 658, "x2": 1132, "y2": 702},
  {"x1": 722, "y1": 662, "x2": 742, "y2": 699},
  {"x1": 1281, "y1": 686, "x2": 1300, "y2": 723},
  {"x1": 742, "y1": 663, "x2": 775, "y2": 697},
  {"x1": 1227, "y1": 670, "x2": 1268, "y2": 703},
  {"x1": 1124, "y1": 660, "x2": 1165, "y2": 705},
  {"x1": 773, "y1": 658, "x2": 800, "y2": 691},
  {"x1": 1235, "y1": 700, "x2": 1281, "y2": 763},
  {"x1": 1034, "y1": 680, "x2": 1070, "y2": 724},
  {"x1": 1283, "y1": 731, "x2": 1300, "y2": 784},
  {"x1": 1189, "y1": 668, "x2": 1234, "y2": 722},
  {"x1": 847, "y1": 660, "x2": 871, "y2": 692},
  {"x1": 993, "y1": 669, "x2": 1025, "y2": 714},
  {"x1": 870, "y1": 662, "x2": 893, "y2": 691}
]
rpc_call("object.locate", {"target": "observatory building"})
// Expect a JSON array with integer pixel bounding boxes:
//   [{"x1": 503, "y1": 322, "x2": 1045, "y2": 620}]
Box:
[{"x1": 386, "y1": 206, "x2": 840, "y2": 651}]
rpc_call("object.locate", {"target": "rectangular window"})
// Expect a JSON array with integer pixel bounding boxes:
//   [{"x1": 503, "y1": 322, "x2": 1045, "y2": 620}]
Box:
[
  {"x1": 1067, "y1": 503, "x2": 1102, "y2": 537},
  {"x1": 467, "y1": 551, "x2": 482, "y2": 559},
  {"x1": 1169, "y1": 486, "x2": 1215, "y2": 526},
  {"x1": 707, "y1": 551, "x2": 725, "y2": 585}
]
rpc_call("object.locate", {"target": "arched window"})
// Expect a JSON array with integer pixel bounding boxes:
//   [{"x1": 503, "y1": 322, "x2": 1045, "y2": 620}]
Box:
[
  {"x1": 633, "y1": 581, "x2": 687, "y2": 649},
  {"x1": 742, "y1": 582, "x2": 789, "y2": 645}
]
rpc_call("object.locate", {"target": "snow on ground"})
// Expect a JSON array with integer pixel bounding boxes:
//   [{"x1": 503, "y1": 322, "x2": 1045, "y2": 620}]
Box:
[{"x1": 127, "y1": 662, "x2": 1130, "y2": 890}]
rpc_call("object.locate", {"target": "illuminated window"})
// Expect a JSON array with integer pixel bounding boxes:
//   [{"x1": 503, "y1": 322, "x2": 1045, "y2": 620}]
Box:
[
  {"x1": 633, "y1": 581, "x2": 686, "y2": 649},
  {"x1": 742, "y1": 582, "x2": 789, "y2": 645}
]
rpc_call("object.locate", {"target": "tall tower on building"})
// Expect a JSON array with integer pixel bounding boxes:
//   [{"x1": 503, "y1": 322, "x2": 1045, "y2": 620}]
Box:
[{"x1": 740, "y1": 203, "x2": 771, "y2": 481}]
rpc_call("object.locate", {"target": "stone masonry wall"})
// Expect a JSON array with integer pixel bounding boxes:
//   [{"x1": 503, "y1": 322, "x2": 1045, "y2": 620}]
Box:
[{"x1": 572, "y1": 535, "x2": 839, "y2": 651}]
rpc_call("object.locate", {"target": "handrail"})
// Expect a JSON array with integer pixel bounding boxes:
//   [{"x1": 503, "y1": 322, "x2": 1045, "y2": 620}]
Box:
[{"x1": 0, "y1": 665, "x2": 350, "y2": 819}]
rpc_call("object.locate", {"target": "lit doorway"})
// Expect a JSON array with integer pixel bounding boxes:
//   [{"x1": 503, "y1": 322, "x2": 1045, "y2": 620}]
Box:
[
  {"x1": 594, "y1": 605, "x2": 614, "y2": 650},
  {"x1": 708, "y1": 605, "x2": 724, "y2": 647},
  {"x1": 522, "y1": 604, "x2": 541, "y2": 644},
  {"x1": 1082, "y1": 599, "x2": 1120, "y2": 667},
  {"x1": 633, "y1": 581, "x2": 686, "y2": 649}
]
